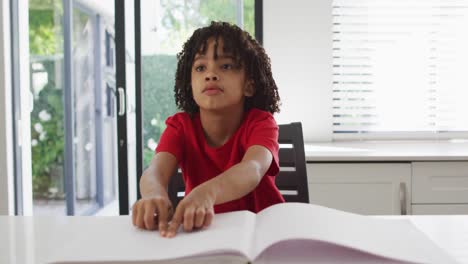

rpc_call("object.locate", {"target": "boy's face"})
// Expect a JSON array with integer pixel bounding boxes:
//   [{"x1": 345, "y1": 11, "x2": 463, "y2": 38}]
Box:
[{"x1": 191, "y1": 37, "x2": 254, "y2": 113}]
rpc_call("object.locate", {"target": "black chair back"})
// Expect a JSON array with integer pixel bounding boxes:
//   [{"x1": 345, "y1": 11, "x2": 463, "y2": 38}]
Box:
[
  {"x1": 168, "y1": 169, "x2": 184, "y2": 208},
  {"x1": 277, "y1": 122, "x2": 309, "y2": 203}
]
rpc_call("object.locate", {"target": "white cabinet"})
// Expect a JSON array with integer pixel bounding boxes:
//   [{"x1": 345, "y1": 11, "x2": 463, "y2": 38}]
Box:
[
  {"x1": 307, "y1": 163, "x2": 411, "y2": 215},
  {"x1": 306, "y1": 161, "x2": 468, "y2": 215},
  {"x1": 412, "y1": 204, "x2": 468, "y2": 215},
  {"x1": 412, "y1": 162, "x2": 468, "y2": 215},
  {"x1": 412, "y1": 162, "x2": 468, "y2": 203}
]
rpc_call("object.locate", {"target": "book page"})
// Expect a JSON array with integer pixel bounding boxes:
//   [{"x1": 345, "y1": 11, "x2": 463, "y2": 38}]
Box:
[
  {"x1": 47, "y1": 211, "x2": 256, "y2": 263},
  {"x1": 254, "y1": 239, "x2": 412, "y2": 264},
  {"x1": 252, "y1": 203, "x2": 457, "y2": 264},
  {"x1": 52, "y1": 254, "x2": 249, "y2": 264}
]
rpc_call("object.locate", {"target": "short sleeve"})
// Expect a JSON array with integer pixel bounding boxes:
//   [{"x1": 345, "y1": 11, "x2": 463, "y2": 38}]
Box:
[
  {"x1": 245, "y1": 111, "x2": 280, "y2": 176},
  {"x1": 155, "y1": 114, "x2": 185, "y2": 162}
]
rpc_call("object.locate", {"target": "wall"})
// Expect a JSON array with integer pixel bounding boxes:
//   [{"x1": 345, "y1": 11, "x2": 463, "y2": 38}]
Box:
[
  {"x1": 263, "y1": 0, "x2": 333, "y2": 142},
  {"x1": 0, "y1": 0, "x2": 14, "y2": 215}
]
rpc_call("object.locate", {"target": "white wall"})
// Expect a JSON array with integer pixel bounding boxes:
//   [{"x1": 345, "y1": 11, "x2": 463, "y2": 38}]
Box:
[
  {"x1": 0, "y1": 0, "x2": 14, "y2": 215},
  {"x1": 264, "y1": 0, "x2": 333, "y2": 142}
]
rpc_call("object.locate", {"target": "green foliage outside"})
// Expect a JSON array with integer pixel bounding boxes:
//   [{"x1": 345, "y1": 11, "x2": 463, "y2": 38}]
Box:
[
  {"x1": 30, "y1": 62, "x2": 65, "y2": 198},
  {"x1": 29, "y1": 9, "x2": 61, "y2": 55},
  {"x1": 142, "y1": 55, "x2": 178, "y2": 166},
  {"x1": 199, "y1": 0, "x2": 255, "y2": 36},
  {"x1": 29, "y1": 2, "x2": 65, "y2": 198},
  {"x1": 157, "y1": 0, "x2": 254, "y2": 53}
]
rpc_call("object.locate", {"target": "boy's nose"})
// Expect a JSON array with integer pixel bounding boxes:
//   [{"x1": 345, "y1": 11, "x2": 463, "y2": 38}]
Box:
[{"x1": 205, "y1": 73, "x2": 218, "y2": 81}]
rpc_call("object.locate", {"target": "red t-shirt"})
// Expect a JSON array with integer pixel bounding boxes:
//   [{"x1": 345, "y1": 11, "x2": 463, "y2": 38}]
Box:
[{"x1": 156, "y1": 108, "x2": 285, "y2": 213}]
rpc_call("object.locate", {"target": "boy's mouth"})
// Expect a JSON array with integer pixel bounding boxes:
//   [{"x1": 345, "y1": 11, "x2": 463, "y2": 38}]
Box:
[{"x1": 202, "y1": 86, "x2": 223, "y2": 94}]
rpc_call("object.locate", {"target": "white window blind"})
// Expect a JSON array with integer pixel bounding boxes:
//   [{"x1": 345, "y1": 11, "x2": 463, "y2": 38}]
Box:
[{"x1": 332, "y1": 0, "x2": 468, "y2": 139}]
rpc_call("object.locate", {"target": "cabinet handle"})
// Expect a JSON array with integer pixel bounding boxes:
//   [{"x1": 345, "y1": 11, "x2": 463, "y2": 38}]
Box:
[{"x1": 399, "y1": 182, "x2": 407, "y2": 215}]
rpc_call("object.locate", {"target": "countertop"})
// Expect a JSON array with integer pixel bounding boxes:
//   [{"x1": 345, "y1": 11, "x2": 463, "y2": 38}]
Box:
[{"x1": 304, "y1": 140, "x2": 468, "y2": 161}]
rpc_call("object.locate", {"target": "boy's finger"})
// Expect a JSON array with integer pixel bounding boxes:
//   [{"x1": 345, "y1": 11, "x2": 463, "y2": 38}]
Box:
[
  {"x1": 131, "y1": 203, "x2": 138, "y2": 226},
  {"x1": 183, "y1": 207, "x2": 195, "y2": 232},
  {"x1": 194, "y1": 207, "x2": 205, "y2": 228},
  {"x1": 167, "y1": 206, "x2": 183, "y2": 238},
  {"x1": 167, "y1": 219, "x2": 181, "y2": 238},
  {"x1": 143, "y1": 203, "x2": 157, "y2": 230},
  {"x1": 203, "y1": 208, "x2": 214, "y2": 227},
  {"x1": 135, "y1": 205, "x2": 145, "y2": 229},
  {"x1": 156, "y1": 202, "x2": 169, "y2": 236}
]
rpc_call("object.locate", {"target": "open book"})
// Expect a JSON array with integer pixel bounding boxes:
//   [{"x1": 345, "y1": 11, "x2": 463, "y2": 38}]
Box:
[{"x1": 49, "y1": 203, "x2": 457, "y2": 264}]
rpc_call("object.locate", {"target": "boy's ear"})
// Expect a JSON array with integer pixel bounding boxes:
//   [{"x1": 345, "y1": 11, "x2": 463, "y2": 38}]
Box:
[{"x1": 244, "y1": 80, "x2": 255, "y2": 97}]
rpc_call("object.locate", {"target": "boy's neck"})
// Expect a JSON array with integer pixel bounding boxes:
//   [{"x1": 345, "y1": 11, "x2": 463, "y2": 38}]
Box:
[{"x1": 199, "y1": 107, "x2": 245, "y2": 147}]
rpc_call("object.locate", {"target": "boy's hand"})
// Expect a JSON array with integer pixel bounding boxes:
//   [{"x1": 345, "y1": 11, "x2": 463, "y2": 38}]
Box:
[
  {"x1": 132, "y1": 195, "x2": 173, "y2": 237},
  {"x1": 166, "y1": 184, "x2": 216, "y2": 238}
]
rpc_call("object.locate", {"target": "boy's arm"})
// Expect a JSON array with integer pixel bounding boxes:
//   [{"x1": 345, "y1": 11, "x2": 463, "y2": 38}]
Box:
[
  {"x1": 139, "y1": 152, "x2": 178, "y2": 198},
  {"x1": 166, "y1": 145, "x2": 273, "y2": 237},
  {"x1": 133, "y1": 152, "x2": 178, "y2": 235},
  {"x1": 209, "y1": 145, "x2": 273, "y2": 204}
]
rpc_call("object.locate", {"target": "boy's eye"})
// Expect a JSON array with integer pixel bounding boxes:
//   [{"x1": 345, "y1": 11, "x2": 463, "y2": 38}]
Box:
[
  {"x1": 195, "y1": 65, "x2": 205, "y2": 72},
  {"x1": 221, "y1": 63, "x2": 233, "y2": 70}
]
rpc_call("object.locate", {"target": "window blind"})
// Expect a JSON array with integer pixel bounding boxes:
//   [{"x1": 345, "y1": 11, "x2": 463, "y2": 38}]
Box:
[{"x1": 332, "y1": 0, "x2": 468, "y2": 139}]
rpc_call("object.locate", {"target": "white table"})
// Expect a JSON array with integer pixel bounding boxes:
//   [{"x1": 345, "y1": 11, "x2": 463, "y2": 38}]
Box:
[{"x1": 1, "y1": 215, "x2": 467, "y2": 263}]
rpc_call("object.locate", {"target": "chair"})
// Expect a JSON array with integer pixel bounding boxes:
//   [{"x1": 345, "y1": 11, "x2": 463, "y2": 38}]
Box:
[
  {"x1": 167, "y1": 122, "x2": 309, "y2": 206},
  {"x1": 276, "y1": 122, "x2": 309, "y2": 203}
]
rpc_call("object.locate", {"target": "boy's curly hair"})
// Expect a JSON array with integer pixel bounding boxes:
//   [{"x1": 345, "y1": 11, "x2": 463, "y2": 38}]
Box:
[{"x1": 174, "y1": 21, "x2": 280, "y2": 115}]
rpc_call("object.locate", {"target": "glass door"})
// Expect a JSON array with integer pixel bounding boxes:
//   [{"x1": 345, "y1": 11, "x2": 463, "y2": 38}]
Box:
[
  {"x1": 13, "y1": 0, "x2": 132, "y2": 216},
  {"x1": 67, "y1": 1, "x2": 120, "y2": 215}
]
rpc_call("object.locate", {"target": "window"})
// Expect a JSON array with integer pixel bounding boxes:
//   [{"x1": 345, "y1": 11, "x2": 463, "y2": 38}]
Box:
[{"x1": 332, "y1": 0, "x2": 468, "y2": 140}]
